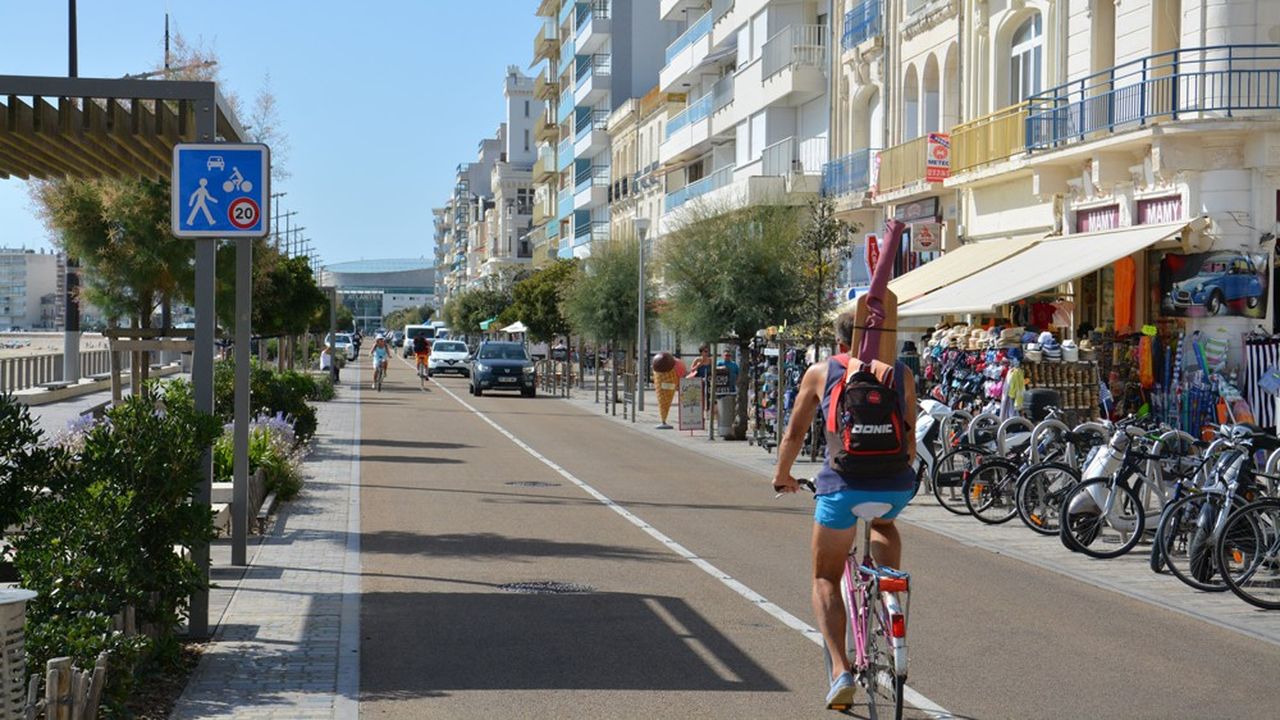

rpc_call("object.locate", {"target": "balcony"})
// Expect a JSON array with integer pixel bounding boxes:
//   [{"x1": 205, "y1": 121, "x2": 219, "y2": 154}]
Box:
[
  {"x1": 737, "y1": 24, "x2": 826, "y2": 108},
  {"x1": 660, "y1": 92, "x2": 712, "y2": 164},
  {"x1": 760, "y1": 136, "x2": 828, "y2": 177},
  {"x1": 535, "y1": 114, "x2": 559, "y2": 144},
  {"x1": 764, "y1": 25, "x2": 827, "y2": 79},
  {"x1": 576, "y1": 1, "x2": 611, "y2": 53},
  {"x1": 874, "y1": 135, "x2": 946, "y2": 197},
  {"x1": 534, "y1": 19, "x2": 558, "y2": 64},
  {"x1": 660, "y1": 11, "x2": 714, "y2": 91},
  {"x1": 557, "y1": 91, "x2": 575, "y2": 123},
  {"x1": 574, "y1": 108, "x2": 611, "y2": 156},
  {"x1": 574, "y1": 54, "x2": 611, "y2": 106},
  {"x1": 558, "y1": 0, "x2": 575, "y2": 26},
  {"x1": 558, "y1": 186, "x2": 575, "y2": 220},
  {"x1": 574, "y1": 164, "x2": 610, "y2": 210},
  {"x1": 535, "y1": 71, "x2": 558, "y2": 101},
  {"x1": 821, "y1": 148, "x2": 878, "y2": 197},
  {"x1": 558, "y1": 138, "x2": 574, "y2": 170},
  {"x1": 665, "y1": 164, "x2": 735, "y2": 213},
  {"x1": 557, "y1": 39, "x2": 576, "y2": 78},
  {"x1": 660, "y1": 0, "x2": 704, "y2": 22},
  {"x1": 950, "y1": 102, "x2": 1026, "y2": 175},
  {"x1": 841, "y1": 0, "x2": 882, "y2": 51},
  {"x1": 533, "y1": 147, "x2": 557, "y2": 183},
  {"x1": 1026, "y1": 45, "x2": 1280, "y2": 153}
]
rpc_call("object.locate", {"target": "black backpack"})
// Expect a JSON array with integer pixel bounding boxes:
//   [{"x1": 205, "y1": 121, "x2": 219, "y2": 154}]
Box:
[
  {"x1": 824, "y1": 357, "x2": 910, "y2": 478},
  {"x1": 413, "y1": 336, "x2": 428, "y2": 353}
]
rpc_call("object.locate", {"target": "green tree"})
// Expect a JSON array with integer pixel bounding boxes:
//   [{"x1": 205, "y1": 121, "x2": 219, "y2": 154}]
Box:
[
  {"x1": 660, "y1": 202, "x2": 806, "y2": 439},
  {"x1": 501, "y1": 259, "x2": 578, "y2": 342},
  {"x1": 563, "y1": 238, "x2": 650, "y2": 378},
  {"x1": 383, "y1": 303, "x2": 435, "y2": 331},
  {"x1": 796, "y1": 197, "x2": 855, "y2": 347}
]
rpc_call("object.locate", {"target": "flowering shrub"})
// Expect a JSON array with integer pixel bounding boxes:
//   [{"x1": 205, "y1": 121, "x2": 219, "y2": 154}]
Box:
[{"x1": 213, "y1": 412, "x2": 306, "y2": 500}]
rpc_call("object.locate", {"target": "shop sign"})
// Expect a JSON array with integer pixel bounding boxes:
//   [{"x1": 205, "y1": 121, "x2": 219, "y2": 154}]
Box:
[
  {"x1": 1076, "y1": 204, "x2": 1120, "y2": 233},
  {"x1": 1139, "y1": 195, "x2": 1183, "y2": 225},
  {"x1": 911, "y1": 222, "x2": 943, "y2": 252},
  {"x1": 893, "y1": 197, "x2": 939, "y2": 223},
  {"x1": 925, "y1": 133, "x2": 951, "y2": 182},
  {"x1": 677, "y1": 377, "x2": 705, "y2": 431},
  {"x1": 869, "y1": 150, "x2": 881, "y2": 196},
  {"x1": 1158, "y1": 249, "x2": 1269, "y2": 319}
]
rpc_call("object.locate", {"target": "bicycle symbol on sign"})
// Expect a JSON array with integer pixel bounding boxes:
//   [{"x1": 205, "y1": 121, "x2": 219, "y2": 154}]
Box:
[{"x1": 222, "y1": 167, "x2": 254, "y2": 194}]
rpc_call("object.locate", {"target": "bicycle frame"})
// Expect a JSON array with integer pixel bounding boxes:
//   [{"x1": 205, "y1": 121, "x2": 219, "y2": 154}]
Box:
[{"x1": 843, "y1": 518, "x2": 909, "y2": 684}]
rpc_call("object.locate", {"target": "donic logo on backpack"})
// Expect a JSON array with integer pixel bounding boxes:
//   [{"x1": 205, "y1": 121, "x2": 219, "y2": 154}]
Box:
[{"x1": 849, "y1": 423, "x2": 895, "y2": 434}]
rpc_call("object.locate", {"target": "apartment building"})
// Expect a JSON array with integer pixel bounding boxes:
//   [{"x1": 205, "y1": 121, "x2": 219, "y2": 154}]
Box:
[
  {"x1": 606, "y1": 86, "x2": 685, "y2": 249},
  {"x1": 530, "y1": 0, "x2": 676, "y2": 261},
  {"x1": 0, "y1": 248, "x2": 64, "y2": 331},
  {"x1": 832, "y1": 0, "x2": 1280, "y2": 362},
  {"x1": 656, "y1": 0, "x2": 832, "y2": 236},
  {"x1": 477, "y1": 68, "x2": 542, "y2": 282},
  {"x1": 435, "y1": 135, "x2": 503, "y2": 300}
]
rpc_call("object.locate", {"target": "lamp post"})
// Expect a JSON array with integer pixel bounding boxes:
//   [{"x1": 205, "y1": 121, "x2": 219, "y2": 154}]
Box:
[{"x1": 633, "y1": 217, "x2": 650, "y2": 413}]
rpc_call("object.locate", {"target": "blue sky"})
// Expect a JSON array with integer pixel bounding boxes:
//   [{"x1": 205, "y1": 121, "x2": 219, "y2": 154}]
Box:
[{"x1": 0, "y1": 1, "x2": 539, "y2": 265}]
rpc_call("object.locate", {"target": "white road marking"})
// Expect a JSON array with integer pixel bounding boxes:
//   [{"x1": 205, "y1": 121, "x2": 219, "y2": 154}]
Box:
[{"x1": 432, "y1": 378, "x2": 953, "y2": 718}]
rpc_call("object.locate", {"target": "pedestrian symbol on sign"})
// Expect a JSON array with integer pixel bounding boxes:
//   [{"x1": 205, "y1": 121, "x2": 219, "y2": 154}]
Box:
[{"x1": 186, "y1": 178, "x2": 219, "y2": 227}]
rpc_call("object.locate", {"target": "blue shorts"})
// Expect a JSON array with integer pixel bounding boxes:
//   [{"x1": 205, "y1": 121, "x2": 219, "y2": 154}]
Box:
[{"x1": 814, "y1": 488, "x2": 915, "y2": 530}]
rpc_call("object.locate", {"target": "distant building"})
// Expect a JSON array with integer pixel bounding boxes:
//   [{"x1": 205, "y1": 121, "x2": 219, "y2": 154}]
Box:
[
  {"x1": 0, "y1": 248, "x2": 64, "y2": 330},
  {"x1": 320, "y1": 259, "x2": 436, "y2": 332}
]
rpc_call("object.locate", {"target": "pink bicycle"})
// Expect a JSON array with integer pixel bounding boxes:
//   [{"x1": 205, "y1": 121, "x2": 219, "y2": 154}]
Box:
[{"x1": 798, "y1": 479, "x2": 911, "y2": 717}]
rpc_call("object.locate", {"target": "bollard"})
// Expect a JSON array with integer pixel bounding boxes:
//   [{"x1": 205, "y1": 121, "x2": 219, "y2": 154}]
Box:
[{"x1": 1, "y1": 588, "x2": 37, "y2": 720}]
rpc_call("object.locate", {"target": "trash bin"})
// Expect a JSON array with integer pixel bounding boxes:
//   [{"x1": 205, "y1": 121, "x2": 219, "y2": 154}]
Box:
[
  {"x1": 1, "y1": 588, "x2": 37, "y2": 720},
  {"x1": 717, "y1": 395, "x2": 735, "y2": 439}
]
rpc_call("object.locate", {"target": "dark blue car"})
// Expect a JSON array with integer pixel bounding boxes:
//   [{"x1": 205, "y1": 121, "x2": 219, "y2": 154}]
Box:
[
  {"x1": 469, "y1": 341, "x2": 537, "y2": 397},
  {"x1": 1171, "y1": 252, "x2": 1264, "y2": 315}
]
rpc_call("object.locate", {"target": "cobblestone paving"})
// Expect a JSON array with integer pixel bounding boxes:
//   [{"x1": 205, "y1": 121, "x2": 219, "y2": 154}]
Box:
[
  {"x1": 561, "y1": 381, "x2": 1280, "y2": 646},
  {"x1": 170, "y1": 372, "x2": 361, "y2": 720}
]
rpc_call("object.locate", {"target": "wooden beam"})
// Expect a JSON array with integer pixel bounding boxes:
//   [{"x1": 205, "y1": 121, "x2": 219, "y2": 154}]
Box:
[
  {"x1": 3, "y1": 95, "x2": 97, "y2": 177},
  {"x1": 109, "y1": 339, "x2": 196, "y2": 352},
  {"x1": 87, "y1": 99, "x2": 167, "y2": 178},
  {"x1": 41, "y1": 98, "x2": 143, "y2": 179},
  {"x1": 101, "y1": 328, "x2": 196, "y2": 339}
]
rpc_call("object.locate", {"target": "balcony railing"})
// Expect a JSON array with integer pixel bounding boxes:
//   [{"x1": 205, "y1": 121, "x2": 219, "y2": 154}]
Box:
[
  {"x1": 575, "y1": 108, "x2": 610, "y2": 137},
  {"x1": 575, "y1": 53, "x2": 612, "y2": 88},
  {"x1": 821, "y1": 147, "x2": 878, "y2": 197},
  {"x1": 711, "y1": 73, "x2": 734, "y2": 112},
  {"x1": 575, "y1": 164, "x2": 610, "y2": 190},
  {"x1": 665, "y1": 10, "x2": 713, "y2": 64},
  {"x1": 761, "y1": 136, "x2": 829, "y2": 176},
  {"x1": 666, "y1": 92, "x2": 713, "y2": 139},
  {"x1": 534, "y1": 19, "x2": 558, "y2": 59},
  {"x1": 841, "y1": 1, "x2": 882, "y2": 50},
  {"x1": 875, "y1": 135, "x2": 928, "y2": 194},
  {"x1": 1026, "y1": 45, "x2": 1280, "y2": 151},
  {"x1": 763, "y1": 24, "x2": 827, "y2": 79},
  {"x1": 665, "y1": 164, "x2": 736, "y2": 212},
  {"x1": 577, "y1": 0, "x2": 609, "y2": 28},
  {"x1": 951, "y1": 102, "x2": 1027, "y2": 173},
  {"x1": 558, "y1": 91, "x2": 575, "y2": 122}
]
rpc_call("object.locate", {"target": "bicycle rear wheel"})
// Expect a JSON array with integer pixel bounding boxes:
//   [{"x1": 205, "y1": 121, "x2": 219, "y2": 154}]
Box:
[
  {"x1": 1159, "y1": 493, "x2": 1242, "y2": 592},
  {"x1": 1059, "y1": 479, "x2": 1145, "y2": 559},
  {"x1": 932, "y1": 446, "x2": 984, "y2": 515},
  {"x1": 1217, "y1": 498, "x2": 1280, "y2": 610},
  {"x1": 1015, "y1": 462, "x2": 1080, "y2": 535},
  {"x1": 863, "y1": 599, "x2": 904, "y2": 720},
  {"x1": 964, "y1": 458, "x2": 1021, "y2": 524}
]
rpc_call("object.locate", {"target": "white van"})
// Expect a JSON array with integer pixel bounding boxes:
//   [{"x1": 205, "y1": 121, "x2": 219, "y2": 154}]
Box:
[{"x1": 402, "y1": 324, "x2": 436, "y2": 357}]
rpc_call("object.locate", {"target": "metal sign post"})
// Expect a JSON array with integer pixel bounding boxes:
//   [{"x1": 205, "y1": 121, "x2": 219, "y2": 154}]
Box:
[{"x1": 173, "y1": 143, "x2": 270, "y2": 569}]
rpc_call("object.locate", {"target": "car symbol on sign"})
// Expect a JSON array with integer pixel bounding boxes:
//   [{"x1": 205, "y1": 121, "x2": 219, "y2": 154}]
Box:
[{"x1": 206, "y1": 156, "x2": 225, "y2": 171}]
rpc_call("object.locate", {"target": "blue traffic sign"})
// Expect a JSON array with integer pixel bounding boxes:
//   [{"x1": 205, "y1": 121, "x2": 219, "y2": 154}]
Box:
[{"x1": 171, "y1": 143, "x2": 271, "y2": 238}]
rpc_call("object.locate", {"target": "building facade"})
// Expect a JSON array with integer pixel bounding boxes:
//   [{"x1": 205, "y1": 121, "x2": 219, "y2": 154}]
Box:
[
  {"x1": 656, "y1": 0, "x2": 832, "y2": 237},
  {"x1": 320, "y1": 259, "x2": 436, "y2": 332},
  {"x1": 0, "y1": 248, "x2": 64, "y2": 331}
]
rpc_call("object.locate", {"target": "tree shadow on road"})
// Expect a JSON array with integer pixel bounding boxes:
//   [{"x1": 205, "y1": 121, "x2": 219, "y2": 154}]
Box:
[{"x1": 360, "y1": 530, "x2": 677, "y2": 564}]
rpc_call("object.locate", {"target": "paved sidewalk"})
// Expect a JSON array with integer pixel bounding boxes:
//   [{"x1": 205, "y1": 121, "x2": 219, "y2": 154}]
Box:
[
  {"x1": 559, "y1": 381, "x2": 1280, "y2": 646},
  {"x1": 170, "y1": 371, "x2": 361, "y2": 720}
]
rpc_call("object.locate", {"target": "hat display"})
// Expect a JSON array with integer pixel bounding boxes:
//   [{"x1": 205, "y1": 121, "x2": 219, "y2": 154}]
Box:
[
  {"x1": 999, "y1": 327, "x2": 1024, "y2": 348},
  {"x1": 1024, "y1": 343, "x2": 1043, "y2": 362},
  {"x1": 1061, "y1": 339, "x2": 1079, "y2": 362}
]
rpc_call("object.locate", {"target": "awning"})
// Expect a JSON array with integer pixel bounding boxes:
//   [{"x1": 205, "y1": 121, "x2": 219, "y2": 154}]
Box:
[
  {"x1": 479, "y1": 317, "x2": 499, "y2": 331},
  {"x1": 836, "y1": 233, "x2": 1041, "y2": 314},
  {"x1": 500, "y1": 321, "x2": 528, "y2": 333},
  {"x1": 899, "y1": 221, "x2": 1194, "y2": 317}
]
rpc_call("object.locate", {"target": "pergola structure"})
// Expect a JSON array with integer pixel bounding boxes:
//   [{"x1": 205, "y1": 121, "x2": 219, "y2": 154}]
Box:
[{"x1": 0, "y1": 74, "x2": 247, "y2": 638}]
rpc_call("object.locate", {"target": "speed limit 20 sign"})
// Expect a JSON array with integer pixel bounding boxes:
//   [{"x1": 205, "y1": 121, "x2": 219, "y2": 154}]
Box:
[{"x1": 171, "y1": 143, "x2": 271, "y2": 238}]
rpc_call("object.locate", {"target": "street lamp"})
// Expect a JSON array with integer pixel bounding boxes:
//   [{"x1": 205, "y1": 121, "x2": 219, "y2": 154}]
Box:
[{"x1": 633, "y1": 217, "x2": 650, "y2": 413}]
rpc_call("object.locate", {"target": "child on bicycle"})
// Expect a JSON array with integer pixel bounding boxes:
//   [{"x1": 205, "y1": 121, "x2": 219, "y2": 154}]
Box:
[
  {"x1": 371, "y1": 336, "x2": 389, "y2": 388},
  {"x1": 772, "y1": 310, "x2": 917, "y2": 710}
]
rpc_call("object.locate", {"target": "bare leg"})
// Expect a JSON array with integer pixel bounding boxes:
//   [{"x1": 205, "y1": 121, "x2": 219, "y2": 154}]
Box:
[
  {"x1": 869, "y1": 519, "x2": 902, "y2": 569},
  {"x1": 811, "y1": 522, "x2": 857, "y2": 682}
]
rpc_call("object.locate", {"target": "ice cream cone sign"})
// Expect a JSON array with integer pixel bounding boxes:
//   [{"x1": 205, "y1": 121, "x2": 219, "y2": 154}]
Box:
[{"x1": 652, "y1": 352, "x2": 680, "y2": 427}]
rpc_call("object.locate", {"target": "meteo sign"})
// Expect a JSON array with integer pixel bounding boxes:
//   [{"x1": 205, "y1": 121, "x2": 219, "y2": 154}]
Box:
[{"x1": 171, "y1": 143, "x2": 271, "y2": 238}]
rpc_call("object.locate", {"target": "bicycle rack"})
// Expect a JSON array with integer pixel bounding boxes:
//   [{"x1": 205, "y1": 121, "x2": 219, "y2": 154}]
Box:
[
  {"x1": 1029, "y1": 418, "x2": 1072, "y2": 464},
  {"x1": 997, "y1": 417, "x2": 1036, "y2": 456},
  {"x1": 966, "y1": 412, "x2": 1000, "y2": 447}
]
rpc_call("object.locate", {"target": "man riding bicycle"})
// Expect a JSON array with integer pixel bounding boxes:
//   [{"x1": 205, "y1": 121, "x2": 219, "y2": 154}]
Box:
[
  {"x1": 412, "y1": 334, "x2": 432, "y2": 380},
  {"x1": 772, "y1": 310, "x2": 918, "y2": 709},
  {"x1": 371, "y1": 336, "x2": 389, "y2": 389}
]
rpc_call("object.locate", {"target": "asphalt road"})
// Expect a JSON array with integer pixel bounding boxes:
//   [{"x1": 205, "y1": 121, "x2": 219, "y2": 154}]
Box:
[{"x1": 358, "y1": 360, "x2": 1280, "y2": 719}]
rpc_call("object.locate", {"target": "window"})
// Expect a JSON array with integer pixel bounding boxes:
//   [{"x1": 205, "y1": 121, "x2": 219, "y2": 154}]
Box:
[
  {"x1": 524, "y1": 100, "x2": 530, "y2": 117},
  {"x1": 1009, "y1": 14, "x2": 1043, "y2": 104},
  {"x1": 523, "y1": 129, "x2": 530, "y2": 152},
  {"x1": 749, "y1": 111, "x2": 766, "y2": 160},
  {"x1": 751, "y1": 12, "x2": 768, "y2": 60}
]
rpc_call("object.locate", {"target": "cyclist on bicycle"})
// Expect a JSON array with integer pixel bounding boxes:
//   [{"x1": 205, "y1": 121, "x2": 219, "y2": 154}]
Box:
[
  {"x1": 371, "y1": 336, "x2": 389, "y2": 388},
  {"x1": 772, "y1": 310, "x2": 918, "y2": 709},
  {"x1": 412, "y1": 334, "x2": 432, "y2": 380}
]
